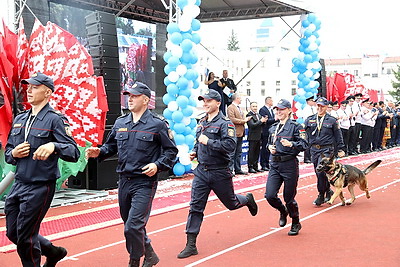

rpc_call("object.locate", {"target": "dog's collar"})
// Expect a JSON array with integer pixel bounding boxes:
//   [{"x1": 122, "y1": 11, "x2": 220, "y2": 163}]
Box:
[{"x1": 327, "y1": 163, "x2": 343, "y2": 181}]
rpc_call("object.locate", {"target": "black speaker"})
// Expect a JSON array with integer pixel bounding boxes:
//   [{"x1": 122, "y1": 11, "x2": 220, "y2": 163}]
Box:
[
  {"x1": 92, "y1": 57, "x2": 120, "y2": 69},
  {"x1": 94, "y1": 68, "x2": 121, "y2": 79},
  {"x1": 85, "y1": 10, "x2": 116, "y2": 25},
  {"x1": 89, "y1": 46, "x2": 119, "y2": 58},
  {"x1": 86, "y1": 22, "x2": 117, "y2": 36},
  {"x1": 88, "y1": 34, "x2": 118, "y2": 47},
  {"x1": 87, "y1": 157, "x2": 119, "y2": 190},
  {"x1": 317, "y1": 58, "x2": 327, "y2": 97}
]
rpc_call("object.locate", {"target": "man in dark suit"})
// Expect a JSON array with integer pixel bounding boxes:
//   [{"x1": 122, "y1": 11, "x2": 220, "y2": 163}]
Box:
[
  {"x1": 247, "y1": 102, "x2": 267, "y2": 173},
  {"x1": 259, "y1": 96, "x2": 277, "y2": 171},
  {"x1": 220, "y1": 70, "x2": 237, "y2": 108}
]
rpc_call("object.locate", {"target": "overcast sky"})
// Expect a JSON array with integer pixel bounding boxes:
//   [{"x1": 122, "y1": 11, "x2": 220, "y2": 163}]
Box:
[{"x1": 199, "y1": 0, "x2": 399, "y2": 59}]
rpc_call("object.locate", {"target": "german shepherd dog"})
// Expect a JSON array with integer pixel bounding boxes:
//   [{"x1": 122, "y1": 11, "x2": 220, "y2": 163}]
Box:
[{"x1": 316, "y1": 154, "x2": 382, "y2": 206}]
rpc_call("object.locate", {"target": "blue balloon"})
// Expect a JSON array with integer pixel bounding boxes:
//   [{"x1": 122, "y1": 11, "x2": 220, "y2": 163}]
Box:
[
  {"x1": 167, "y1": 22, "x2": 180, "y2": 34},
  {"x1": 177, "y1": 0, "x2": 188, "y2": 9},
  {"x1": 173, "y1": 162, "x2": 186, "y2": 176},
  {"x1": 170, "y1": 32, "x2": 183, "y2": 45},
  {"x1": 164, "y1": 64, "x2": 172, "y2": 75},
  {"x1": 174, "y1": 134, "x2": 185, "y2": 145},
  {"x1": 296, "y1": 117, "x2": 304, "y2": 124},
  {"x1": 174, "y1": 122, "x2": 186, "y2": 134},
  {"x1": 307, "y1": 13, "x2": 317, "y2": 23},
  {"x1": 193, "y1": 79, "x2": 200, "y2": 89},
  {"x1": 167, "y1": 83, "x2": 179, "y2": 96},
  {"x1": 305, "y1": 92, "x2": 313, "y2": 98},
  {"x1": 163, "y1": 51, "x2": 172, "y2": 63},
  {"x1": 164, "y1": 76, "x2": 172, "y2": 86},
  {"x1": 177, "y1": 77, "x2": 189, "y2": 90},
  {"x1": 181, "y1": 39, "x2": 193, "y2": 52},
  {"x1": 185, "y1": 69, "x2": 196, "y2": 81},
  {"x1": 298, "y1": 73, "x2": 305, "y2": 81},
  {"x1": 189, "y1": 118, "x2": 197, "y2": 128},
  {"x1": 298, "y1": 96, "x2": 306, "y2": 104},
  {"x1": 168, "y1": 56, "x2": 180, "y2": 68},
  {"x1": 176, "y1": 95, "x2": 189, "y2": 108},
  {"x1": 195, "y1": 0, "x2": 201, "y2": 6},
  {"x1": 185, "y1": 134, "x2": 195, "y2": 146},
  {"x1": 191, "y1": 19, "x2": 201, "y2": 31},
  {"x1": 179, "y1": 89, "x2": 192, "y2": 98},
  {"x1": 181, "y1": 52, "x2": 193, "y2": 64},
  {"x1": 162, "y1": 93, "x2": 175, "y2": 105},
  {"x1": 291, "y1": 66, "x2": 298, "y2": 73},
  {"x1": 184, "y1": 163, "x2": 192, "y2": 172},
  {"x1": 167, "y1": 120, "x2": 174, "y2": 130},
  {"x1": 304, "y1": 29, "x2": 312, "y2": 37},
  {"x1": 301, "y1": 20, "x2": 310, "y2": 28},
  {"x1": 190, "y1": 53, "x2": 198, "y2": 64},
  {"x1": 181, "y1": 32, "x2": 192, "y2": 41},
  {"x1": 302, "y1": 77, "x2": 310, "y2": 85},
  {"x1": 184, "y1": 126, "x2": 192, "y2": 135},
  {"x1": 188, "y1": 97, "x2": 197, "y2": 107},
  {"x1": 191, "y1": 33, "x2": 201, "y2": 44},
  {"x1": 182, "y1": 106, "x2": 193, "y2": 117},
  {"x1": 163, "y1": 108, "x2": 173, "y2": 120},
  {"x1": 172, "y1": 110, "x2": 184, "y2": 123}
]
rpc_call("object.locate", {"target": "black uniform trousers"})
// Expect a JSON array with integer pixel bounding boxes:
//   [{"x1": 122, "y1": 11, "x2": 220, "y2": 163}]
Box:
[
  {"x1": 186, "y1": 165, "x2": 247, "y2": 234},
  {"x1": 5, "y1": 180, "x2": 56, "y2": 267},
  {"x1": 360, "y1": 124, "x2": 373, "y2": 152},
  {"x1": 247, "y1": 140, "x2": 261, "y2": 170},
  {"x1": 340, "y1": 128, "x2": 350, "y2": 153},
  {"x1": 348, "y1": 125, "x2": 357, "y2": 153},
  {"x1": 260, "y1": 134, "x2": 271, "y2": 169},
  {"x1": 118, "y1": 177, "x2": 157, "y2": 260},
  {"x1": 311, "y1": 147, "x2": 334, "y2": 194},
  {"x1": 265, "y1": 158, "x2": 300, "y2": 218},
  {"x1": 229, "y1": 136, "x2": 243, "y2": 173}
]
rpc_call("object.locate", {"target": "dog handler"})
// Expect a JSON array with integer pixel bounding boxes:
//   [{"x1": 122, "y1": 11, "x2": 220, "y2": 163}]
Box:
[
  {"x1": 265, "y1": 99, "x2": 308, "y2": 235},
  {"x1": 304, "y1": 97, "x2": 345, "y2": 206}
]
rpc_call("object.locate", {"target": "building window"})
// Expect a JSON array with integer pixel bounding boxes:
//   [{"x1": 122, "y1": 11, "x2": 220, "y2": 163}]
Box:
[
  {"x1": 277, "y1": 58, "x2": 281, "y2": 67},
  {"x1": 354, "y1": 70, "x2": 359, "y2": 76},
  {"x1": 261, "y1": 59, "x2": 265, "y2": 68},
  {"x1": 387, "y1": 69, "x2": 392, "y2": 74},
  {"x1": 364, "y1": 73, "x2": 371, "y2": 77},
  {"x1": 372, "y1": 73, "x2": 378, "y2": 78},
  {"x1": 246, "y1": 81, "x2": 251, "y2": 86},
  {"x1": 227, "y1": 59, "x2": 229, "y2": 67},
  {"x1": 261, "y1": 81, "x2": 265, "y2": 86},
  {"x1": 276, "y1": 81, "x2": 280, "y2": 86},
  {"x1": 276, "y1": 88, "x2": 280, "y2": 95},
  {"x1": 261, "y1": 89, "x2": 265, "y2": 96},
  {"x1": 291, "y1": 88, "x2": 296, "y2": 95},
  {"x1": 291, "y1": 80, "x2": 297, "y2": 85},
  {"x1": 247, "y1": 60, "x2": 251, "y2": 68},
  {"x1": 247, "y1": 89, "x2": 251, "y2": 96}
]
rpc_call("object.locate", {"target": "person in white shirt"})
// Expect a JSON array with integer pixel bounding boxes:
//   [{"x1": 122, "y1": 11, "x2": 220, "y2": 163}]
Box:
[
  {"x1": 330, "y1": 101, "x2": 339, "y2": 118},
  {"x1": 345, "y1": 95, "x2": 358, "y2": 155},
  {"x1": 353, "y1": 93, "x2": 363, "y2": 152},
  {"x1": 337, "y1": 100, "x2": 351, "y2": 155},
  {"x1": 302, "y1": 96, "x2": 316, "y2": 163},
  {"x1": 360, "y1": 99, "x2": 378, "y2": 153}
]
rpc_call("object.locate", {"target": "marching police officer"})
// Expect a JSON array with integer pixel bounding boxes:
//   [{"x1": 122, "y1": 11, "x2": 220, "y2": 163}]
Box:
[
  {"x1": 178, "y1": 89, "x2": 258, "y2": 259},
  {"x1": 86, "y1": 82, "x2": 178, "y2": 267},
  {"x1": 5, "y1": 72, "x2": 80, "y2": 267},
  {"x1": 304, "y1": 97, "x2": 345, "y2": 206},
  {"x1": 265, "y1": 99, "x2": 308, "y2": 236}
]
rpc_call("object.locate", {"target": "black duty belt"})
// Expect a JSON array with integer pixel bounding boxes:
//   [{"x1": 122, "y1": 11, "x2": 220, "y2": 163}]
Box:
[
  {"x1": 271, "y1": 155, "x2": 295, "y2": 162},
  {"x1": 312, "y1": 144, "x2": 333, "y2": 149},
  {"x1": 198, "y1": 164, "x2": 228, "y2": 171}
]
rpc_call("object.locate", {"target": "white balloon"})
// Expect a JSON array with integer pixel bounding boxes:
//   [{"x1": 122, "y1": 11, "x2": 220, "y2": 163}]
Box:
[
  {"x1": 298, "y1": 52, "x2": 305, "y2": 60},
  {"x1": 179, "y1": 15, "x2": 192, "y2": 32},
  {"x1": 171, "y1": 45, "x2": 183, "y2": 58},
  {"x1": 179, "y1": 153, "x2": 192, "y2": 165},
  {"x1": 168, "y1": 71, "x2": 179, "y2": 82},
  {"x1": 187, "y1": 80, "x2": 194, "y2": 90},
  {"x1": 313, "y1": 72, "x2": 321, "y2": 79},
  {"x1": 295, "y1": 109, "x2": 303, "y2": 118},
  {"x1": 295, "y1": 102, "x2": 303, "y2": 110},
  {"x1": 308, "y1": 42, "x2": 318, "y2": 51},
  {"x1": 306, "y1": 63, "x2": 313, "y2": 70},
  {"x1": 168, "y1": 101, "x2": 179, "y2": 111},
  {"x1": 308, "y1": 24, "x2": 316, "y2": 32},
  {"x1": 297, "y1": 88, "x2": 305, "y2": 96},
  {"x1": 183, "y1": 4, "x2": 200, "y2": 18},
  {"x1": 309, "y1": 81, "x2": 317, "y2": 88},
  {"x1": 188, "y1": 0, "x2": 196, "y2": 5},
  {"x1": 183, "y1": 117, "x2": 191, "y2": 125},
  {"x1": 176, "y1": 64, "x2": 188, "y2": 76},
  {"x1": 166, "y1": 40, "x2": 174, "y2": 50},
  {"x1": 308, "y1": 35, "x2": 317, "y2": 43},
  {"x1": 304, "y1": 70, "x2": 313, "y2": 78}
]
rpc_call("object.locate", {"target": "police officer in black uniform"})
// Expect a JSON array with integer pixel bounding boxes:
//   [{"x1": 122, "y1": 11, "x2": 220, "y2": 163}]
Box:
[
  {"x1": 304, "y1": 97, "x2": 345, "y2": 206},
  {"x1": 5, "y1": 72, "x2": 80, "y2": 267},
  {"x1": 177, "y1": 89, "x2": 258, "y2": 259},
  {"x1": 265, "y1": 99, "x2": 308, "y2": 236},
  {"x1": 86, "y1": 82, "x2": 178, "y2": 267}
]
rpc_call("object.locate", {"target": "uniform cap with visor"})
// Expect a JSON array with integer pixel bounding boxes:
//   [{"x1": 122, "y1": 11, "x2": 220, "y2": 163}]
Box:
[
  {"x1": 122, "y1": 81, "x2": 152, "y2": 98},
  {"x1": 21, "y1": 72, "x2": 55, "y2": 92}
]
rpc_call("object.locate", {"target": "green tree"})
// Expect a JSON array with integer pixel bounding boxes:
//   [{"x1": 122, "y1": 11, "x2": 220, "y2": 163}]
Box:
[
  {"x1": 227, "y1": 29, "x2": 240, "y2": 51},
  {"x1": 390, "y1": 64, "x2": 400, "y2": 102},
  {"x1": 116, "y1": 17, "x2": 135, "y2": 35},
  {"x1": 137, "y1": 26, "x2": 153, "y2": 37}
]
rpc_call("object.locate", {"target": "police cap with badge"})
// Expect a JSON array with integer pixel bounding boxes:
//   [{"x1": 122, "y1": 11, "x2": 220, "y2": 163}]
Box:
[
  {"x1": 198, "y1": 89, "x2": 221, "y2": 102},
  {"x1": 123, "y1": 81, "x2": 152, "y2": 98},
  {"x1": 21, "y1": 72, "x2": 55, "y2": 91},
  {"x1": 274, "y1": 99, "x2": 291, "y2": 109},
  {"x1": 315, "y1": 97, "x2": 329, "y2": 106}
]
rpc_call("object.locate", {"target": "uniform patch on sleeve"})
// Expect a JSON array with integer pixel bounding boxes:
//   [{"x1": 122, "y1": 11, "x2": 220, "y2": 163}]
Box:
[
  {"x1": 228, "y1": 128, "x2": 235, "y2": 137},
  {"x1": 65, "y1": 126, "x2": 72, "y2": 136},
  {"x1": 168, "y1": 129, "x2": 174, "y2": 139}
]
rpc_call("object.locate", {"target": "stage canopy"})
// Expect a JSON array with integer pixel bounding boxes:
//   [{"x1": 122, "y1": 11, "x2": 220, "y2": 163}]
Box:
[{"x1": 48, "y1": 0, "x2": 310, "y2": 24}]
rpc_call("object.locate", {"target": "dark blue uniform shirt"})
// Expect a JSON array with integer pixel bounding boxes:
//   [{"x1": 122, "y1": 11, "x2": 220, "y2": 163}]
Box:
[
  {"x1": 304, "y1": 113, "x2": 345, "y2": 151},
  {"x1": 5, "y1": 103, "x2": 80, "y2": 183},
  {"x1": 194, "y1": 111, "x2": 236, "y2": 166},
  {"x1": 268, "y1": 119, "x2": 308, "y2": 156},
  {"x1": 98, "y1": 109, "x2": 178, "y2": 178}
]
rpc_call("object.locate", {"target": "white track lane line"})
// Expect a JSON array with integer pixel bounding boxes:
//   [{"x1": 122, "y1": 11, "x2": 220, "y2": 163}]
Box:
[{"x1": 61, "y1": 159, "x2": 399, "y2": 262}]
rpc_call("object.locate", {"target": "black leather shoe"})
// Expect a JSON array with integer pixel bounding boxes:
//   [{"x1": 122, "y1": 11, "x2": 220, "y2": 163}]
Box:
[
  {"x1": 255, "y1": 169, "x2": 264, "y2": 172},
  {"x1": 235, "y1": 170, "x2": 248, "y2": 175},
  {"x1": 304, "y1": 160, "x2": 311, "y2": 163},
  {"x1": 43, "y1": 246, "x2": 67, "y2": 267},
  {"x1": 288, "y1": 223, "x2": 302, "y2": 236},
  {"x1": 246, "y1": 193, "x2": 258, "y2": 216},
  {"x1": 324, "y1": 189, "x2": 334, "y2": 203},
  {"x1": 279, "y1": 208, "x2": 288, "y2": 227},
  {"x1": 261, "y1": 167, "x2": 270, "y2": 171},
  {"x1": 313, "y1": 194, "x2": 324, "y2": 206},
  {"x1": 248, "y1": 168, "x2": 257, "y2": 173}
]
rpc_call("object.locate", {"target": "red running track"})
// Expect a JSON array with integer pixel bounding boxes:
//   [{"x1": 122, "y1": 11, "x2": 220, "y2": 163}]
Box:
[{"x1": 1, "y1": 148, "x2": 400, "y2": 266}]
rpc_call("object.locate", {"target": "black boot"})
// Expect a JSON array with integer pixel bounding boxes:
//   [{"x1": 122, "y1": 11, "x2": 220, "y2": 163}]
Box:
[
  {"x1": 324, "y1": 189, "x2": 334, "y2": 203},
  {"x1": 177, "y1": 233, "x2": 198, "y2": 259},
  {"x1": 128, "y1": 258, "x2": 140, "y2": 267},
  {"x1": 313, "y1": 193, "x2": 324, "y2": 206},
  {"x1": 288, "y1": 217, "x2": 302, "y2": 236},
  {"x1": 42, "y1": 245, "x2": 67, "y2": 267},
  {"x1": 142, "y1": 243, "x2": 160, "y2": 267},
  {"x1": 246, "y1": 193, "x2": 258, "y2": 216},
  {"x1": 279, "y1": 207, "x2": 288, "y2": 227}
]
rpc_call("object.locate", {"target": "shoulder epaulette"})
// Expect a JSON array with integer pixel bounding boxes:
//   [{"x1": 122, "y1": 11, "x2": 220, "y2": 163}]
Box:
[
  {"x1": 49, "y1": 109, "x2": 63, "y2": 116},
  {"x1": 151, "y1": 111, "x2": 165, "y2": 121}
]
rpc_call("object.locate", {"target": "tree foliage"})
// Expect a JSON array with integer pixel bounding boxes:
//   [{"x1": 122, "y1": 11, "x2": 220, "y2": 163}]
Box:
[
  {"x1": 227, "y1": 29, "x2": 240, "y2": 51},
  {"x1": 390, "y1": 64, "x2": 400, "y2": 102}
]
